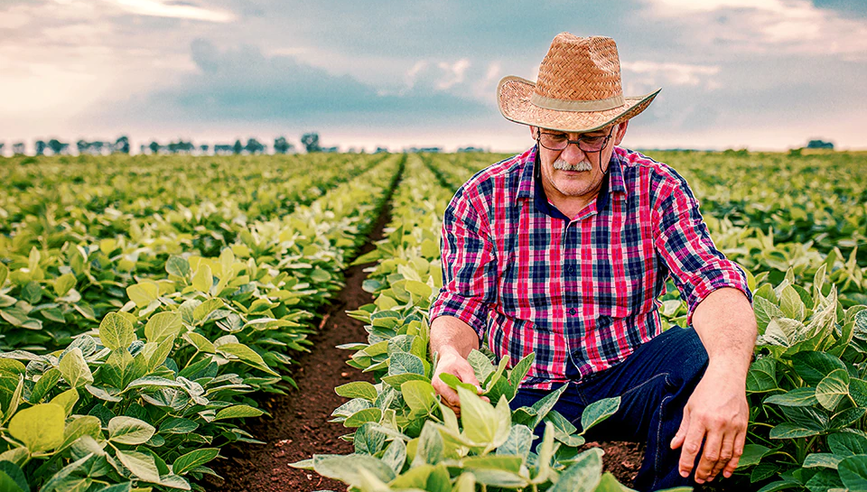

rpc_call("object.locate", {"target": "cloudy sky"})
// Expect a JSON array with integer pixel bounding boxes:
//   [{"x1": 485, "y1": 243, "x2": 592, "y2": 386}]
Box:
[{"x1": 1, "y1": 0, "x2": 865, "y2": 153}]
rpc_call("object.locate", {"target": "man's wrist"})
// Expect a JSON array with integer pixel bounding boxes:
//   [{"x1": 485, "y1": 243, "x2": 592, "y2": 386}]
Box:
[{"x1": 705, "y1": 358, "x2": 750, "y2": 384}]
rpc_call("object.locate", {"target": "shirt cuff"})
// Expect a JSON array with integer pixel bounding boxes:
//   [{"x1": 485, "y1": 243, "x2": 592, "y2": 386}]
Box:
[
  {"x1": 429, "y1": 291, "x2": 489, "y2": 341},
  {"x1": 685, "y1": 266, "x2": 753, "y2": 327}
]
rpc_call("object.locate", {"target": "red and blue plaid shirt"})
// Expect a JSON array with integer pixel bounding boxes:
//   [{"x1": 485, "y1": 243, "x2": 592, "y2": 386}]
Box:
[{"x1": 429, "y1": 145, "x2": 751, "y2": 390}]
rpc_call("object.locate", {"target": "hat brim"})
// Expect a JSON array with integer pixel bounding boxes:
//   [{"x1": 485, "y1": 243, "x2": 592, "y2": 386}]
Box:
[{"x1": 497, "y1": 76, "x2": 661, "y2": 133}]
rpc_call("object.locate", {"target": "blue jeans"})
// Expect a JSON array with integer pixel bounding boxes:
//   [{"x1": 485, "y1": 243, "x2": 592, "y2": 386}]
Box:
[{"x1": 509, "y1": 326, "x2": 709, "y2": 492}]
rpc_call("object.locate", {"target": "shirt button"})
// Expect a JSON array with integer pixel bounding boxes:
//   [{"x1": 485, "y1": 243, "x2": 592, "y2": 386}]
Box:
[
  {"x1": 569, "y1": 308, "x2": 577, "y2": 316},
  {"x1": 566, "y1": 265, "x2": 575, "y2": 273}
]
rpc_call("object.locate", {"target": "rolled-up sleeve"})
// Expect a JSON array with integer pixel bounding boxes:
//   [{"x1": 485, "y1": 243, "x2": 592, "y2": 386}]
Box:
[
  {"x1": 429, "y1": 186, "x2": 497, "y2": 341},
  {"x1": 652, "y1": 173, "x2": 752, "y2": 326}
]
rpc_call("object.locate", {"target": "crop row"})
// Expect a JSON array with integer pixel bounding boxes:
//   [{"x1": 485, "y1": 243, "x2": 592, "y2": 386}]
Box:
[
  {"x1": 0, "y1": 154, "x2": 404, "y2": 490},
  {"x1": 0, "y1": 153, "x2": 387, "y2": 256}
]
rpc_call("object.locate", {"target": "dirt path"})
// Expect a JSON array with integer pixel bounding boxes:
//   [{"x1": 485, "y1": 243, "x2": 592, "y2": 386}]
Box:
[{"x1": 210, "y1": 207, "x2": 389, "y2": 492}]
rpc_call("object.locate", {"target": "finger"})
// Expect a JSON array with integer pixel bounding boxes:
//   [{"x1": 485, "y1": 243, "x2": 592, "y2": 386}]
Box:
[
  {"x1": 677, "y1": 417, "x2": 705, "y2": 480},
  {"x1": 671, "y1": 406, "x2": 691, "y2": 450},
  {"x1": 694, "y1": 425, "x2": 723, "y2": 483},
  {"x1": 723, "y1": 429, "x2": 747, "y2": 478},
  {"x1": 433, "y1": 376, "x2": 461, "y2": 409},
  {"x1": 709, "y1": 431, "x2": 736, "y2": 481},
  {"x1": 454, "y1": 365, "x2": 490, "y2": 402}
]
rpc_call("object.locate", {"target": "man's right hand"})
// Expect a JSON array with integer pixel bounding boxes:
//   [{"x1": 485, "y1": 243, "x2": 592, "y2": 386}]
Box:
[{"x1": 431, "y1": 347, "x2": 483, "y2": 417}]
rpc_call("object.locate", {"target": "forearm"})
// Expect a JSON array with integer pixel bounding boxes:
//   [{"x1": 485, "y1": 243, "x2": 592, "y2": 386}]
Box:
[
  {"x1": 691, "y1": 287, "x2": 757, "y2": 378},
  {"x1": 430, "y1": 315, "x2": 480, "y2": 360}
]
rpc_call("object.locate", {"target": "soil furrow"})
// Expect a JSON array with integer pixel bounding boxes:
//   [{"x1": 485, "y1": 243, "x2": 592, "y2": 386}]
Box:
[{"x1": 211, "y1": 205, "x2": 392, "y2": 492}]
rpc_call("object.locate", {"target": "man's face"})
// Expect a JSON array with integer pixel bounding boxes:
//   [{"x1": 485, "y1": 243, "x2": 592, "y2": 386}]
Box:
[{"x1": 532, "y1": 122, "x2": 628, "y2": 205}]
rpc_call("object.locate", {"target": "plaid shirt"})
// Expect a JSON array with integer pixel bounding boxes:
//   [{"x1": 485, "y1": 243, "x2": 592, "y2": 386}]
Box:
[{"x1": 429, "y1": 145, "x2": 751, "y2": 390}]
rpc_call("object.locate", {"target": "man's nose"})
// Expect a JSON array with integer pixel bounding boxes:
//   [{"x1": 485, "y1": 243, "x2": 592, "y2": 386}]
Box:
[{"x1": 561, "y1": 142, "x2": 586, "y2": 163}]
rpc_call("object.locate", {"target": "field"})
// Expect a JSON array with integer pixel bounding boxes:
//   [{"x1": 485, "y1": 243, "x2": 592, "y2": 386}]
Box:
[{"x1": 0, "y1": 150, "x2": 866, "y2": 492}]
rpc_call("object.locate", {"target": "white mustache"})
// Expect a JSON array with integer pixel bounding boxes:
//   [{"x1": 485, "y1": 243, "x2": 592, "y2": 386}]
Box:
[{"x1": 552, "y1": 158, "x2": 592, "y2": 172}]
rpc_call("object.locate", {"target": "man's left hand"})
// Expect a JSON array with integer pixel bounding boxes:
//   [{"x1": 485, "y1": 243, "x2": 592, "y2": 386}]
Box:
[{"x1": 670, "y1": 364, "x2": 749, "y2": 484}]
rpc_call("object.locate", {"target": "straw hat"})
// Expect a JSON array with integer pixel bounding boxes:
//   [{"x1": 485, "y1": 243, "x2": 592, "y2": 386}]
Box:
[{"x1": 497, "y1": 33, "x2": 660, "y2": 133}]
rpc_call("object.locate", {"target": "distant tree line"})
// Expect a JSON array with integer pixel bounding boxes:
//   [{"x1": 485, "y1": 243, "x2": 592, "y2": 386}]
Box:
[{"x1": 0, "y1": 135, "x2": 310, "y2": 156}]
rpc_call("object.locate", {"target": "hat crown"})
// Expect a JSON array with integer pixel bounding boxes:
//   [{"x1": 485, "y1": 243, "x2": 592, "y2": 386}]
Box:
[{"x1": 535, "y1": 34, "x2": 623, "y2": 104}]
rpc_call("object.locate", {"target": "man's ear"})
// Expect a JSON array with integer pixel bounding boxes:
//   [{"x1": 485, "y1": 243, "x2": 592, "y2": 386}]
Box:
[
  {"x1": 613, "y1": 121, "x2": 629, "y2": 145},
  {"x1": 529, "y1": 126, "x2": 538, "y2": 139}
]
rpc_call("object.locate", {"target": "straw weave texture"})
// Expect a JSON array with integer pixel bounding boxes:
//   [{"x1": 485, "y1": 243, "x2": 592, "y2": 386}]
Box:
[{"x1": 497, "y1": 33, "x2": 661, "y2": 133}]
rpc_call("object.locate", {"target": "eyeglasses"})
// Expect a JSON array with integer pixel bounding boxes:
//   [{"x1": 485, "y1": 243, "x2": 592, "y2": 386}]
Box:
[{"x1": 536, "y1": 128, "x2": 613, "y2": 152}]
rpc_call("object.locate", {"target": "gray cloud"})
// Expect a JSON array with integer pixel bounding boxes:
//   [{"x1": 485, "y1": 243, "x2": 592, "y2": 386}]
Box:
[{"x1": 88, "y1": 39, "x2": 492, "y2": 128}]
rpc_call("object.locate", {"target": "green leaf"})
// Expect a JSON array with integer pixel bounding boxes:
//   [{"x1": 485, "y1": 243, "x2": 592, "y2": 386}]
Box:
[
  {"x1": 146, "y1": 338, "x2": 175, "y2": 371},
  {"x1": 344, "y1": 408, "x2": 382, "y2": 427},
  {"x1": 21, "y1": 282, "x2": 42, "y2": 304},
  {"x1": 380, "y1": 439, "x2": 406, "y2": 476},
  {"x1": 312, "y1": 454, "x2": 396, "y2": 487},
  {"x1": 405, "y1": 280, "x2": 432, "y2": 299},
  {"x1": 99, "y1": 312, "x2": 136, "y2": 351},
  {"x1": 50, "y1": 388, "x2": 79, "y2": 416},
  {"x1": 829, "y1": 431, "x2": 867, "y2": 456},
  {"x1": 94, "y1": 483, "x2": 132, "y2": 492},
  {"x1": 467, "y1": 350, "x2": 494, "y2": 383},
  {"x1": 353, "y1": 423, "x2": 387, "y2": 455},
  {"x1": 831, "y1": 407, "x2": 866, "y2": 429},
  {"x1": 0, "y1": 263, "x2": 7, "y2": 287},
  {"x1": 85, "y1": 385, "x2": 122, "y2": 402},
  {"x1": 192, "y1": 265, "x2": 213, "y2": 293},
  {"x1": 108, "y1": 416, "x2": 156, "y2": 445},
  {"x1": 803, "y1": 453, "x2": 845, "y2": 469},
  {"x1": 183, "y1": 332, "x2": 215, "y2": 354},
  {"x1": 770, "y1": 422, "x2": 824, "y2": 439},
  {"x1": 549, "y1": 447, "x2": 604, "y2": 492},
  {"x1": 335, "y1": 381, "x2": 378, "y2": 401},
  {"x1": 816, "y1": 368, "x2": 850, "y2": 411},
  {"x1": 401, "y1": 380, "x2": 436, "y2": 414},
  {"x1": 9, "y1": 403, "x2": 65, "y2": 453},
  {"x1": 747, "y1": 358, "x2": 778, "y2": 393},
  {"x1": 765, "y1": 387, "x2": 819, "y2": 407},
  {"x1": 39, "y1": 453, "x2": 94, "y2": 492},
  {"x1": 166, "y1": 256, "x2": 191, "y2": 279},
  {"x1": 127, "y1": 282, "x2": 159, "y2": 309},
  {"x1": 59, "y1": 347, "x2": 93, "y2": 388},
  {"x1": 412, "y1": 423, "x2": 444, "y2": 466},
  {"x1": 388, "y1": 352, "x2": 425, "y2": 376},
  {"x1": 530, "y1": 383, "x2": 568, "y2": 428},
  {"x1": 53, "y1": 273, "x2": 77, "y2": 297},
  {"x1": 839, "y1": 455, "x2": 867, "y2": 491},
  {"x1": 172, "y1": 448, "x2": 219, "y2": 475},
  {"x1": 580, "y1": 396, "x2": 620, "y2": 433},
  {"x1": 792, "y1": 351, "x2": 847, "y2": 387},
  {"x1": 30, "y1": 368, "x2": 61, "y2": 403},
  {"x1": 457, "y1": 386, "x2": 505, "y2": 446},
  {"x1": 214, "y1": 404, "x2": 265, "y2": 421},
  {"x1": 780, "y1": 285, "x2": 806, "y2": 321},
  {"x1": 144, "y1": 312, "x2": 182, "y2": 343},
  {"x1": 849, "y1": 378, "x2": 867, "y2": 407},
  {"x1": 0, "y1": 459, "x2": 29, "y2": 492},
  {"x1": 496, "y1": 424, "x2": 533, "y2": 460},
  {"x1": 159, "y1": 418, "x2": 199, "y2": 435},
  {"x1": 737, "y1": 444, "x2": 771, "y2": 468},
  {"x1": 115, "y1": 449, "x2": 161, "y2": 483},
  {"x1": 124, "y1": 376, "x2": 183, "y2": 391},
  {"x1": 219, "y1": 343, "x2": 278, "y2": 376},
  {"x1": 60, "y1": 415, "x2": 102, "y2": 450}
]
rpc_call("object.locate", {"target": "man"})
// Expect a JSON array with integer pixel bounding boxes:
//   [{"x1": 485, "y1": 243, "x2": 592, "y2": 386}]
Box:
[{"x1": 428, "y1": 33, "x2": 757, "y2": 491}]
